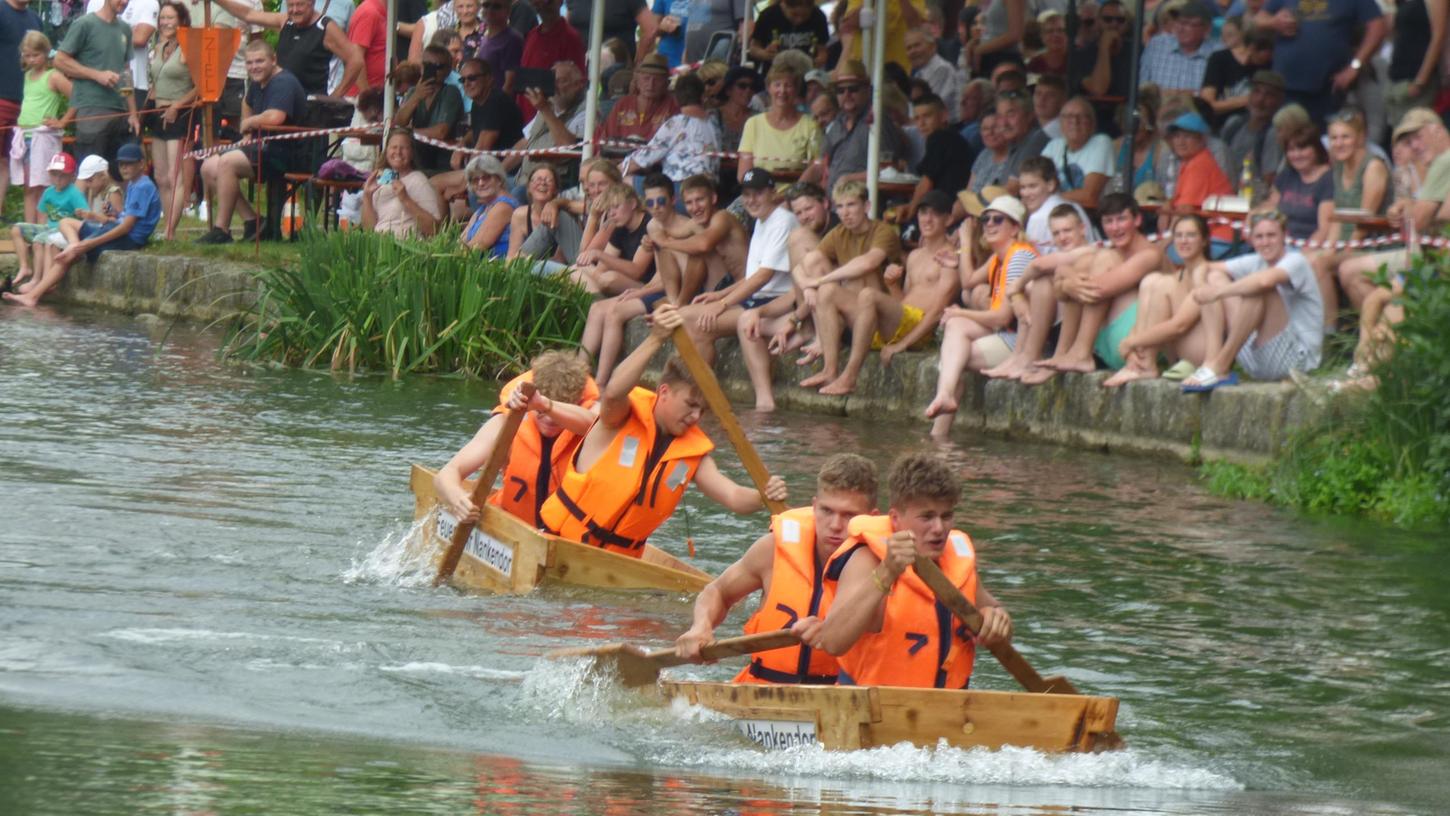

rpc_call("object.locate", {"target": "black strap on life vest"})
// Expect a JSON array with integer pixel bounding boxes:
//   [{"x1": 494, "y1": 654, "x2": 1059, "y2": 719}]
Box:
[
  {"x1": 547, "y1": 490, "x2": 648, "y2": 551},
  {"x1": 746, "y1": 658, "x2": 838, "y2": 685},
  {"x1": 532, "y1": 433, "x2": 557, "y2": 526}
]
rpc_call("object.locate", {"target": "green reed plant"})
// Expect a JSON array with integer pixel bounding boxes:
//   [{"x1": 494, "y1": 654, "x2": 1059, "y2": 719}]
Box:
[
  {"x1": 1202, "y1": 251, "x2": 1450, "y2": 528},
  {"x1": 222, "y1": 229, "x2": 590, "y2": 379}
]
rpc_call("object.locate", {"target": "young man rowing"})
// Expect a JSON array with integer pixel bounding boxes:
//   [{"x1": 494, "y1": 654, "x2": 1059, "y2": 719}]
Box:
[
  {"x1": 434, "y1": 352, "x2": 599, "y2": 528},
  {"x1": 794, "y1": 453, "x2": 1012, "y2": 688},
  {"x1": 675, "y1": 454, "x2": 877, "y2": 684},
  {"x1": 538, "y1": 304, "x2": 788, "y2": 557}
]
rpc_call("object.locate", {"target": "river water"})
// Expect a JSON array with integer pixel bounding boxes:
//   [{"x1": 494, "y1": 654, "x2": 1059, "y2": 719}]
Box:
[{"x1": 1, "y1": 306, "x2": 1445, "y2": 815}]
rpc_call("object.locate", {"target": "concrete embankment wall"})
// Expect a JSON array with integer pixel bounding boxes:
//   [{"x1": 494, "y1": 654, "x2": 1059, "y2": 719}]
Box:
[{"x1": 50, "y1": 252, "x2": 1316, "y2": 464}]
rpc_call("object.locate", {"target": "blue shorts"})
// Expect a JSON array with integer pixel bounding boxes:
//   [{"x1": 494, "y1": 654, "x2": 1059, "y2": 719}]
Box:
[{"x1": 79, "y1": 220, "x2": 147, "y2": 261}]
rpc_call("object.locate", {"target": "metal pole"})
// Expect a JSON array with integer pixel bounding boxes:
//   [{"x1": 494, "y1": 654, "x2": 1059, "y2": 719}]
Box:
[
  {"x1": 581, "y1": 0, "x2": 606, "y2": 161},
  {"x1": 383, "y1": 0, "x2": 397, "y2": 130},
  {"x1": 866, "y1": 0, "x2": 887, "y2": 214},
  {"x1": 1120, "y1": 0, "x2": 1146, "y2": 193}
]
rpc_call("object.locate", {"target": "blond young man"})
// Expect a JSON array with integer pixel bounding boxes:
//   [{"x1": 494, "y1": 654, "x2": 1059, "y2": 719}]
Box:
[
  {"x1": 817, "y1": 191, "x2": 961, "y2": 396},
  {"x1": 797, "y1": 179, "x2": 904, "y2": 390}
]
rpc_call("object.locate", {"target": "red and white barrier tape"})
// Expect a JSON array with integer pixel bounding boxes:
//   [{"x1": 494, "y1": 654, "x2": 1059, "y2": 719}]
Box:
[
  {"x1": 410, "y1": 133, "x2": 585, "y2": 158},
  {"x1": 1110, "y1": 214, "x2": 1443, "y2": 252},
  {"x1": 183, "y1": 123, "x2": 383, "y2": 160}
]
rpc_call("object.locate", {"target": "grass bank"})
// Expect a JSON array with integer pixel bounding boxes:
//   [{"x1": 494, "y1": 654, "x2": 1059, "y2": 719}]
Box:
[
  {"x1": 1201, "y1": 252, "x2": 1450, "y2": 528},
  {"x1": 221, "y1": 229, "x2": 590, "y2": 379}
]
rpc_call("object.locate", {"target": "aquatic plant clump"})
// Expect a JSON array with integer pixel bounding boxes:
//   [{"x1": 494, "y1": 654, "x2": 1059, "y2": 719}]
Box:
[
  {"x1": 1204, "y1": 251, "x2": 1450, "y2": 528},
  {"x1": 222, "y1": 230, "x2": 590, "y2": 378}
]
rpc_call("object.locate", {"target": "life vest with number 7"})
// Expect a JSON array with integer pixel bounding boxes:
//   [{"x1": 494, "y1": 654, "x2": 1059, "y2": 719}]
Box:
[
  {"x1": 538, "y1": 386, "x2": 714, "y2": 557},
  {"x1": 823, "y1": 515, "x2": 980, "y2": 689},
  {"x1": 486, "y1": 371, "x2": 600, "y2": 527},
  {"x1": 733, "y1": 506, "x2": 840, "y2": 685}
]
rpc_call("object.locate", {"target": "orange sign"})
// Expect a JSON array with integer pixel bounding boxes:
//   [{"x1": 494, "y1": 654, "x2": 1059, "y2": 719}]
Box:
[{"x1": 178, "y1": 26, "x2": 241, "y2": 103}]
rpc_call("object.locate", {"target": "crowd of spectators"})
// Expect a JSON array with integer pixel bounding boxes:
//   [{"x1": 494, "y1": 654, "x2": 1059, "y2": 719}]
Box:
[{"x1": 3, "y1": 0, "x2": 1449, "y2": 412}]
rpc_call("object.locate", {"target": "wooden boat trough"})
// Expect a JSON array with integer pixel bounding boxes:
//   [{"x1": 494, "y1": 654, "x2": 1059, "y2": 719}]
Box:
[
  {"x1": 658, "y1": 680, "x2": 1122, "y2": 753},
  {"x1": 410, "y1": 464, "x2": 712, "y2": 595}
]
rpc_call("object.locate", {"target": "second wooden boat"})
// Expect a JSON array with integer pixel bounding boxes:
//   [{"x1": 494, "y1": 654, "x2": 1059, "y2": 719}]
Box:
[
  {"x1": 409, "y1": 464, "x2": 713, "y2": 595},
  {"x1": 658, "y1": 680, "x2": 1122, "y2": 753}
]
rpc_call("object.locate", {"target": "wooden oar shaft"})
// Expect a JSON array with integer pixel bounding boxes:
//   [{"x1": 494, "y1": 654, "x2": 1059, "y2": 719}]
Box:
[
  {"x1": 670, "y1": 326, "x2": 787, "y2": 515},
  {"x1": 638, "y1": 630, "x2": 801, "y2": 669},
  {"x1": 912, "y1": 555, "x2": 1075, "y2": 695},
  {"x1": 434, "y1": 382, "x2": 536, "y2": 586}
]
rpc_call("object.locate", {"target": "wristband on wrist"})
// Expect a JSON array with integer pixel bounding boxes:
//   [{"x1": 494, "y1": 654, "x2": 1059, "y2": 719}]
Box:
[{"x1": 870, "y1": 567, "x2": 893, "y2": 595}]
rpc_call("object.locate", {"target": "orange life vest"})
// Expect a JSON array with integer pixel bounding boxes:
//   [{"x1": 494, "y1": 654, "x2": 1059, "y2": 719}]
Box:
[
  {"x1": 486, "y1": 371, "x2": 601, "y2": 527},
  {"x1": 733, "y1": 507, "x2": 841, "y2": 685},
  {"x1": 987, "y1": 240, "x2": 1038, "y2": 311},
  {"x1": 538, "y1": 386, "x2": 714, "y2": 557},
  {"x1": 823, "y1": 515, "x2": 981, "y2": 689}
]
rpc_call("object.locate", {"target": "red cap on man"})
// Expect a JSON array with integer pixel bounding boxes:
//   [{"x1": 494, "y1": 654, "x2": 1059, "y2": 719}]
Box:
[{"x1": 47, "y1": 153, "x2": 77, "y2": 175}]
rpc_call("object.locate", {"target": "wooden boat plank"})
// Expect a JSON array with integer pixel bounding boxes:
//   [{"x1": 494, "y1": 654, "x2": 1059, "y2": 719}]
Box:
[
  {"x1": 658, "y1": 680, "x2": 1122, "y2": 753},
  {"x1": 409, "y1": 464, "x2": 711, "y2": 595}
]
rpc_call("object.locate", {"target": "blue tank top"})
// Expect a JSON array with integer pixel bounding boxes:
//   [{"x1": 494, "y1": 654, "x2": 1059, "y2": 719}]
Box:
[{"x1": 466, "y1": 194, "x2": 519, "y2": 258}]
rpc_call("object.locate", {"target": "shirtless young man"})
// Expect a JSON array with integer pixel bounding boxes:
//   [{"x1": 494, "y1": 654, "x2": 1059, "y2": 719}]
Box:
[
  {"x1": 982, "y1": 204, "x2": 1092, "y2": 382},
  {"x1": 679, "y1": 169, "x2": 797, "y2": 365},
  {"x1": 737, "y1": 182, "x2": 836, "y2": 412},
  {"x1": 649, "y1": 174, "x2": 749, "y2": 305},
  {"x1": 816, "y1": 191, "x2": 962, "y2": 396},
  {"x1": 797, "y1": 180, "x2": 904, "y2": 390},
  {"x1": 1034, "y1": 193, "x2": 1162, "y2": 377}
]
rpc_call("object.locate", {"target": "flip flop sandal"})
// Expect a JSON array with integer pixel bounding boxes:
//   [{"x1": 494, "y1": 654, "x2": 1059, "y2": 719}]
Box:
[
  {"x1": 1162, "y1": 360, "x2": 1197, "y2": 381},
  {"x1": 1182, "y1": 368, "x2": 1239, "y2": 393}
]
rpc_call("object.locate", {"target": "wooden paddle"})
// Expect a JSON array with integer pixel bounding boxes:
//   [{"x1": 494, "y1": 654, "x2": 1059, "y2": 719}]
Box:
[
  {"x1": 670, "y1": 327, "x2": 787, "y2": 515},
  {"x1": 912, "y1": 555, "x2": 1074, "y2": 694},
  {"x1": 546, "y1": 630, "x2": 801, "y2": 688},
  {"x1": 913, "y1": 554, "x2": 1124, "y2": 746},
  {"x1": 433, "y1": 382, "x2": 536, "y2": 587}
]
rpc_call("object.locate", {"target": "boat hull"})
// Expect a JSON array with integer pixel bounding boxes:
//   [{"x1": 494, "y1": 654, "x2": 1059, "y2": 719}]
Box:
[
  {"x1": 658, "y1": 680, "x2": 1122, "y2": 753},
  {"x1": 410, "y1": 464, "x2": 712, "y2": 595}
]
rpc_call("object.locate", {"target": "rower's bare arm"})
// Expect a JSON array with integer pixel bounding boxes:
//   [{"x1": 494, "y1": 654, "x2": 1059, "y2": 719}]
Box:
[
  {"x1": 658, "y1": 212, "x2": 733, "y2": 255},
  {"x1": 507, "y1": 386, "x2": 598, "y2": 436},
  {"x1": 974, "y1": 583, "x2": 1013, "y2": 646},
  {"x1": 676, "y1": 532, "x2": 774, "y2": 660},
  {"x1": 694, "y1": 456, "x2": 788, "y2": 513},
  {"x1": 804, "y1": 548, "x2": 889, "y2": 655},
  {"x1": 434, "y1": 414, "x2": 507, "y2": 522},
  {"x1": 598, "y1": 305, "x2": 680, "y2": 426}
]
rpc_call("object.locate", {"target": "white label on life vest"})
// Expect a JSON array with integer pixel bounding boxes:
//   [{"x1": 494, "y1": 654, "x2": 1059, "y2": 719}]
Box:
[
  {"x1": 618, "y1": 435, "x2": 640, "y2": 468},
  {"x1": 464, "y1": 528, "x2": 514, "y2": 578},
  {"x1": 738, "y1": 718, "x2": 818, "y2": 750},
  {"x1": 780, "y1": 518, "x2": 801, "y2": 543},
  {"x1": 666, "y1": 461, "x2": 689, "y2": 491},
  {"x1": 951, "y1": 532, "x2": 969, "y2": 557}
]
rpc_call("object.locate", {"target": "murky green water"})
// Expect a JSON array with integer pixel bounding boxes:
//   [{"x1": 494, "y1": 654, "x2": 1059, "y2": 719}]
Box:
[{"x1": 1, "y1": 306, "x2": 1445, "y2": 815}]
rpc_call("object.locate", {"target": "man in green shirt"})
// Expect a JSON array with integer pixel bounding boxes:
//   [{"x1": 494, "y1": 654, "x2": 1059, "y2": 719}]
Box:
[{"x1": 54, "y1": 0, "x2": 139, "y2": 178}]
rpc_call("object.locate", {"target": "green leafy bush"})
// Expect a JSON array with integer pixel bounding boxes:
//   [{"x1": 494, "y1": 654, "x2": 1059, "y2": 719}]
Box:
[
  {"x1": 1202, "y1": 252, "x2": 1450, "y2": 528},
  {"x1": 222, "y1": 229, "x2": 590, "y2": 379}
]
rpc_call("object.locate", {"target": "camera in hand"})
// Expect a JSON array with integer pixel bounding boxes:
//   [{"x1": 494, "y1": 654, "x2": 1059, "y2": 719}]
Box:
[
  {"x1": 422, "y1": 61, "x2": 450, "y2": 82},
  {"x1": 515, "y1": 67, "x2": 555, "y2": 97}
]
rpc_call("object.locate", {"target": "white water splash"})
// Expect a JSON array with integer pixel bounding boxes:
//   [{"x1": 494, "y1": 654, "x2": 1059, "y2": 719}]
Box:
[
  {"x1": 379, "y1": 662, "x2": 527, "y2": 682},
  {"x1": 341, "y1": 516, "x2": 437, "y2": 588},
  {"x1": 659, "y1": 739, "x2": 1245, "y2": 791}
]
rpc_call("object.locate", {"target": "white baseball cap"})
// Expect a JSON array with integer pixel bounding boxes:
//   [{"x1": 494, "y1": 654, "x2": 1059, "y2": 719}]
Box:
[{"x1": 77, "y1": 154, "x2": 109, "y2": 180}]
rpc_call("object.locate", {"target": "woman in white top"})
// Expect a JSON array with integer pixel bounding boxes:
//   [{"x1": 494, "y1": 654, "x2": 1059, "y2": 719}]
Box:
[{"x1": 361, "y1": 130, "x2": 445, "y2": 238}]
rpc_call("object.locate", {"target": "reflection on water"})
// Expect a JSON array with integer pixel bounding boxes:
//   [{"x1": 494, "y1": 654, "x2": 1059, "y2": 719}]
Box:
[{"x1": 1, "y1": 307, "x2": 1446, "y2": 815}]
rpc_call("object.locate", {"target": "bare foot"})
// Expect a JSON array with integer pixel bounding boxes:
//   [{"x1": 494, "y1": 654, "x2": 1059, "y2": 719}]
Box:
[
  {"x1": 799, "y1": 370, "x2": 833, "y2": 388},
  {"x1": 1051, "y1": 355, "x2": 1097, "y2": 373},
  {"x1": 13, "y1": 268, "x2": 31, "y2": 285},
  {"x1": 1102, "y1": 366, "x2": 1157, "y2": 388},
  {"x1": 924, "y1": 394, "x2": 958, "y2": 419},
  {"x1": 795, "y1": 340, "x2": 821, "y2": 366},
  {"x1": 983, "y1": 358, "x2": 1032, "y2": 380},
  {"x1": 1018, "y1": 365, "x2": 1059, "y2": 385},
  {"x1": 2, "y1": 290, "x2": 39, "y2": 307},
  {"x1": 752, "y1": 399, "x2": 776, "y2": 413},
  {"x1": 818, "y1": 375, "x2": 856, "y2": 396}
]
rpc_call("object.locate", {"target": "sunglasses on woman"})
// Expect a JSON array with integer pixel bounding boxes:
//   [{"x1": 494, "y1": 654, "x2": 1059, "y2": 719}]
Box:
[{"x1": 982, "y1": 213, "x2": 1012, "y2": 226}]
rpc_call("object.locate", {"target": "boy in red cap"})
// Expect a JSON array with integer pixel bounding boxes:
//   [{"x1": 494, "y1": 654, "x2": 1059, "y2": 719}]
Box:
[{"x1": 6, "y1": 153, "x2": 85, "y2": 295}]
